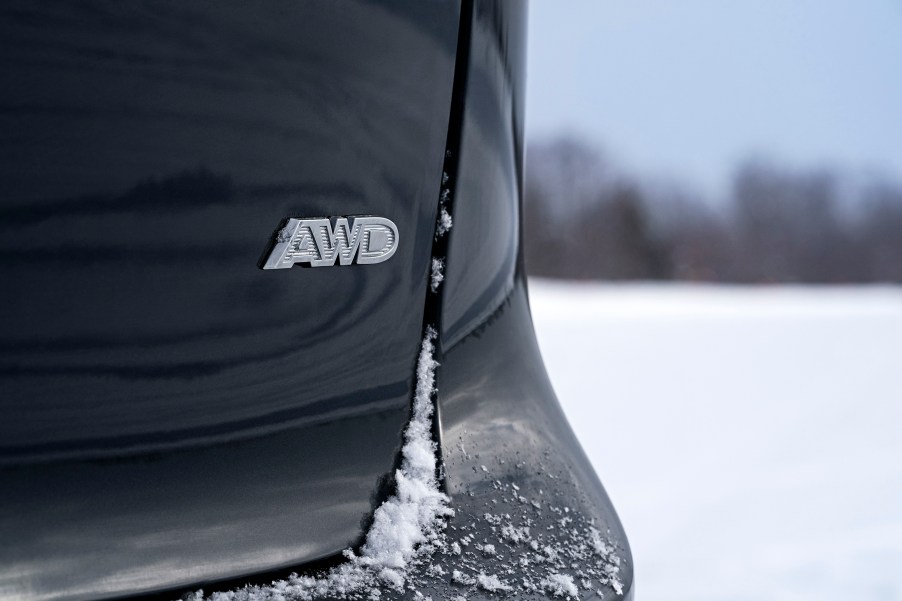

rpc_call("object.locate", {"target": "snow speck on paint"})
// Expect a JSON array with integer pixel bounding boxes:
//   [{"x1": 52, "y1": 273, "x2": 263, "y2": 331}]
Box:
[
  {"x1": 541, "y1": 574, "x2": 579, "y2": 598},
  {"x1": 431, "y1": 258, "x2": 445, "y2": 293},
  {"x1": 436, "y1": 206, "x2": 453, "y2": 238}
]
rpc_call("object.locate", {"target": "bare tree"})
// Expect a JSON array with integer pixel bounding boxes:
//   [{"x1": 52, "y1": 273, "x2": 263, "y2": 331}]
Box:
[{"x1": 524, "y1": 136, "x2": 902, "y2": 283}]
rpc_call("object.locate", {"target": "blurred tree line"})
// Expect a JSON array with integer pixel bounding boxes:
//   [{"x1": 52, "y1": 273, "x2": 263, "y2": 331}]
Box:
[{"x1": 524, "y1": 138, "x2": 902, "y2": 283}]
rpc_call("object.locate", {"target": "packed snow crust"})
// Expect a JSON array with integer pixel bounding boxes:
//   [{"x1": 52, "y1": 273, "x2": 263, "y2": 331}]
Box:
[{"x1": 185, "y1": 329, "x2": 452, "y2": 601}]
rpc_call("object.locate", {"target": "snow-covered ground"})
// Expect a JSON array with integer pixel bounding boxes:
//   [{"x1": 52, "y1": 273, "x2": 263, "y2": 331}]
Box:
[{"x1": 528, "y1": 280, "x2": 902, "y2": 601}]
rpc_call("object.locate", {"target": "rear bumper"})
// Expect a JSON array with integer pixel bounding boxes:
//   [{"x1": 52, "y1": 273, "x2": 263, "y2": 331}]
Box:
[{"x1": 430, "y1": 275, "x2": 634, "y2": 600}]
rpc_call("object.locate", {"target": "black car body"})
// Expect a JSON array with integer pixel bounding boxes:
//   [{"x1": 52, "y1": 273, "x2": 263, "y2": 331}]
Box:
[{"x1": 0, "y1": 2, "x2": 633, "y2": 599}]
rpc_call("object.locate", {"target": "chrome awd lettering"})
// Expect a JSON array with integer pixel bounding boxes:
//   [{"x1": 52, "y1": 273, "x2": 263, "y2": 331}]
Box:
[{"x1": 263, "y1": 216, "x2": 398, "y2": 269}]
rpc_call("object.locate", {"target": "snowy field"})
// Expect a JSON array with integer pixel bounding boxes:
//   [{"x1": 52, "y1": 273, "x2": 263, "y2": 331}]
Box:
[{"x1": 528, "y1": 280, "x2": 902, "y2": 601}]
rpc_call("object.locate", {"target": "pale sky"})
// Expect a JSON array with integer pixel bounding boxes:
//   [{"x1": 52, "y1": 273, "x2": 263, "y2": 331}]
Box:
[{"x1": 526, "y1": 0, "x2": 902, "y2": 198}]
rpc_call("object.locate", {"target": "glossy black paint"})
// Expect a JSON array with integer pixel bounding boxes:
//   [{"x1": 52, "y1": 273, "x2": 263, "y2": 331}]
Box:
[
  {"x1": 441, "y1": 1, "x2": 525, "y2": 349},
  {"x1": 434, "y1": 278, "x2": 634, "y2": 601},
  {"x1": 432, "y1": 2, "x2": 634, "y2": 597},
  {"x1": 164, "y1": 3, "x2": 635, "y2": 597},
  {"x1": 1, "y1": 1, "x2": 635, "y2": 599},
  {"x1": 0, "y1": 1, "x2": 459, "y2": 598}
]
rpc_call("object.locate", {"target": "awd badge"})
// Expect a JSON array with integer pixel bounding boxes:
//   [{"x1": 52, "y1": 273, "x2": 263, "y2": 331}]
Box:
[{"x1": 263, "y1": 216, "x2": 399, "y2": 269}]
